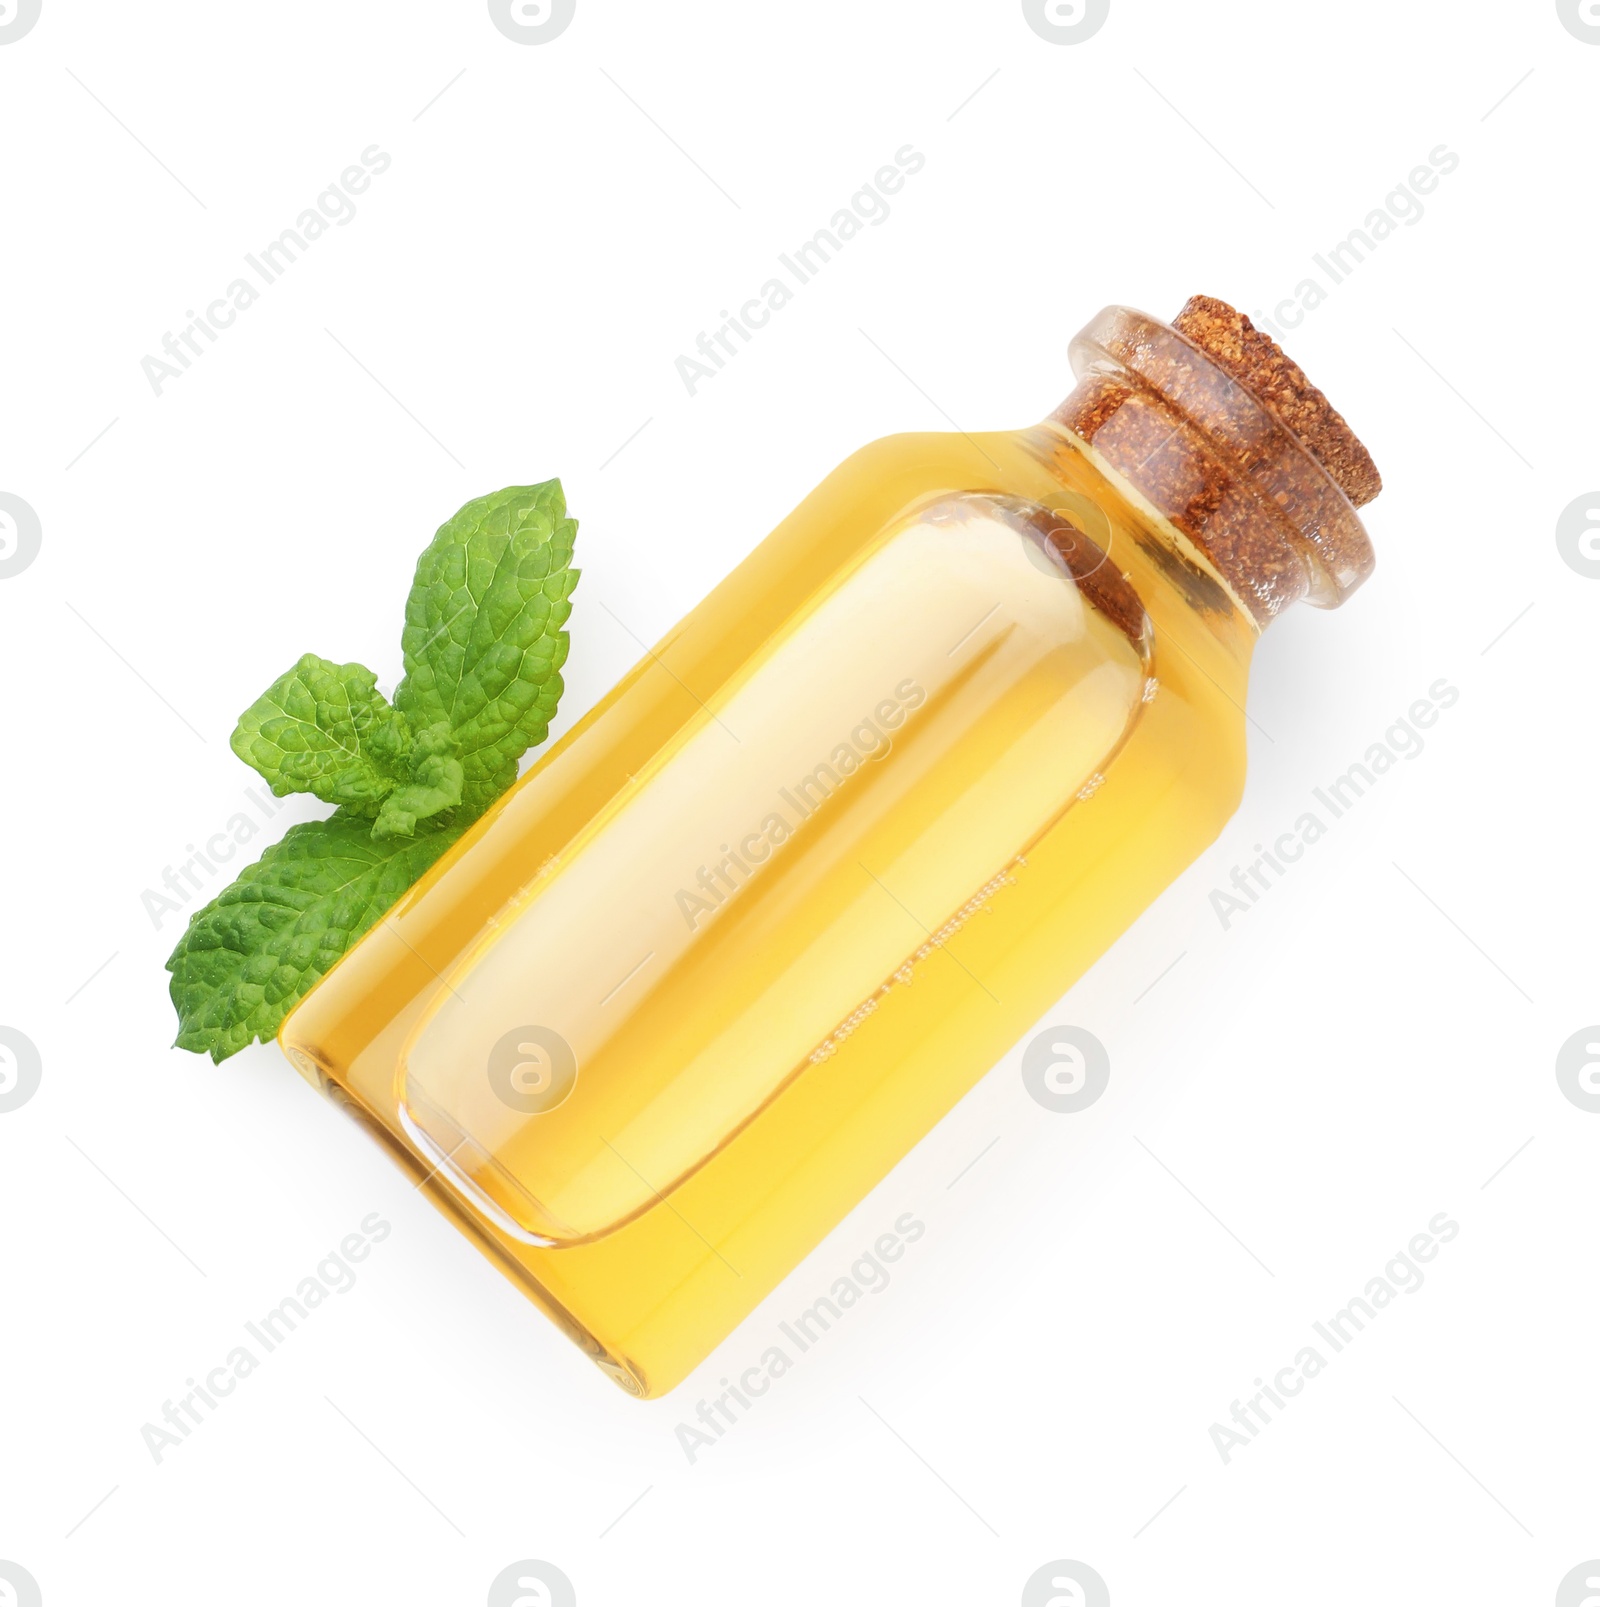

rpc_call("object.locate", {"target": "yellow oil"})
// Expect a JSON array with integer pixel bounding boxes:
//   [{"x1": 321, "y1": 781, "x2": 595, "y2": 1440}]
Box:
[{"x1": 280, "y1": 422, "x2": 1256, "y2": 1397}]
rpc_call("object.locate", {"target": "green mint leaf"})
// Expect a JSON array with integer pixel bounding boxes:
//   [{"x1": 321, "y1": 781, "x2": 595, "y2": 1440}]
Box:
[
  {"x1": 170, "y1": 481, "x2": 580, "y2": 1064},
  {"x1": 231, "y1": 654, "x2": 409, "y2": 814},
  {"x1": 166, "y1": 813, "x2": 469, "y2": 1062},
  {"x1": 372, "y1": 721, "x2": 464, "y2": 841},
  {"x1": 395, "y1": 482, "x2": 579, "y2": 813}
]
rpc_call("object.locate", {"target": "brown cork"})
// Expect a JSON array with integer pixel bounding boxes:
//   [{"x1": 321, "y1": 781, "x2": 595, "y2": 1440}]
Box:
[
  {"x1": 1052, "y1": 298, "x2": 1381, "y2": 624},
  {"x1": 1171, "y1": 295, "x2": 1382, "y2": 508}
]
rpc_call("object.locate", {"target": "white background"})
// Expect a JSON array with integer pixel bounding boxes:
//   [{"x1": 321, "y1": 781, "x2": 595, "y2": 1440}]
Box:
[{"x1": 2, "y1": 2, "x2": 1596, "y2": 1603}]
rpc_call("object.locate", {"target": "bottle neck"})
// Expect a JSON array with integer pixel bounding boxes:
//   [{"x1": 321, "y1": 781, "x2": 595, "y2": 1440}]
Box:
[{"x1": 1049, "y1": 301, "x2": 1379, "y2": 629}]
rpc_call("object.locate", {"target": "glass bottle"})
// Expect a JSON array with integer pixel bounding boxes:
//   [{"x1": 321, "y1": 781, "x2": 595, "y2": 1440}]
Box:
[{"x1": 279, "y1": 295, "x2": 1382, "y2": 1397}]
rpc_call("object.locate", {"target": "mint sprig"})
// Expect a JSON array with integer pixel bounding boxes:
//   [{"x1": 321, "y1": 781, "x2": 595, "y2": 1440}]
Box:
[
  {"x1": 168, "y1": 482, "x2": 579, "y2": 1063},
  {"x1": 230, "y1": 654, "x2": 465, "y2": 838},
  {"x1": 396, "y1": 479, "x2": 579, "y2": 812}
]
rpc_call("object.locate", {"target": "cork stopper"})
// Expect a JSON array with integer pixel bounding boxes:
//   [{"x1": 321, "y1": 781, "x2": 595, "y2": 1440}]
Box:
[
  {"x1": 1052, "y1": 298, "x2": 1381, "y2": 624},
  {"x1": 1171, "y1": 295, "x2": 1382, "y2": 508}
]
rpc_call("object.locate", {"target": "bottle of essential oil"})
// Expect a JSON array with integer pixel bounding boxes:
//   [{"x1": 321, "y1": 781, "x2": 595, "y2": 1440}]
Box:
[{"x1": 280, "y1": 295, "x2": 1382, "y2": 1397}]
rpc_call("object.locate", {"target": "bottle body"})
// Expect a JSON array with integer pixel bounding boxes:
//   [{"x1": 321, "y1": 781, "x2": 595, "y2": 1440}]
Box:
[{"x1": 280, "y1": 420, "x2": 1256, "y2": 1396}]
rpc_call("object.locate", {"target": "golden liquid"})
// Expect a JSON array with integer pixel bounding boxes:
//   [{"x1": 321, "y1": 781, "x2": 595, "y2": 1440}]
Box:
[{"x1": 281, "y1": 423, "x2": 1256, "y2": 1397}]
